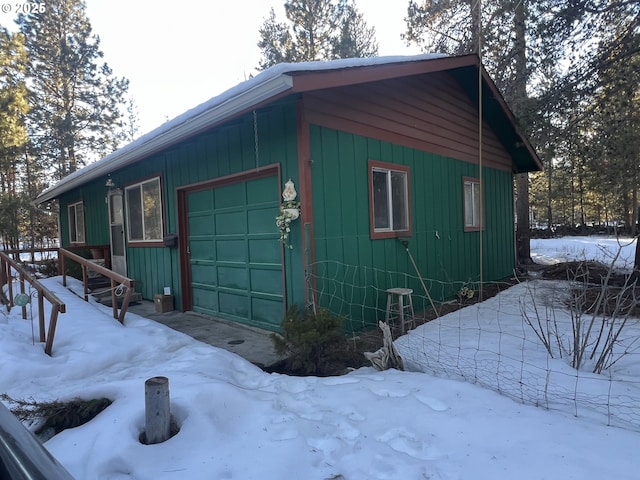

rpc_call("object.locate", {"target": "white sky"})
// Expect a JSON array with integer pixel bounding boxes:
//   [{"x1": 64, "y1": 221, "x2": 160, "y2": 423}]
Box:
[{"x1": 0, "y1": 0, "x2": 422, "y2": 135}]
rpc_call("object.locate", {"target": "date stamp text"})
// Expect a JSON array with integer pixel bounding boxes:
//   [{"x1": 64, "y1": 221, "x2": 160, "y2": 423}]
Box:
[{"x1": 2, "y1": 3, "x2": 46, "y2": 14}]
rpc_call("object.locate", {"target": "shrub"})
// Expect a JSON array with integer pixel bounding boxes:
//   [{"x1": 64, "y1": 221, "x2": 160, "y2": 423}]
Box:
[{"x1": 271, "y1": 306, "x2": 364, "y2": 376}]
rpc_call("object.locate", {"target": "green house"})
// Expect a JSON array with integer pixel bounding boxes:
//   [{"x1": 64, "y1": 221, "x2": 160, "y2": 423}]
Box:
[{"x1": 34, "y1": 54, "x2": 541, "y2": 333}]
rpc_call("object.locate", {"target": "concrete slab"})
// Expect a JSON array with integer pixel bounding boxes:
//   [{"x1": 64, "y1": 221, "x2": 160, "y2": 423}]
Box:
[{"x1": 127, "y1": 301, "x2": 284, "y2": 368}]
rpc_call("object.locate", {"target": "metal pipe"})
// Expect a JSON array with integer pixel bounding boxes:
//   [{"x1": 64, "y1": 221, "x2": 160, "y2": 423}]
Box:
[{"x1": 398, "y1": 238, "x2": 440, "y2": 317}]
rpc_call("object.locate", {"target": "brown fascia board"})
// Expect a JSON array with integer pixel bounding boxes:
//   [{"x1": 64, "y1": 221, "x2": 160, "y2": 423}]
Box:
[{"x1": 289, "y1": 54, "x2": 477, "y2": 93}]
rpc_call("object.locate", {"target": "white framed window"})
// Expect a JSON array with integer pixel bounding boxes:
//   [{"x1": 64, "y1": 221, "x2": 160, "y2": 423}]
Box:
[
  {"x1": 369, "y1": 160, "x2": 411, "y2": 239},
  {"x1": 68, "y1": 201, "x2": 85, "y2": 244},
  {"x1": 125, "y1": 177, "x2": 163, "y2": 243},
  {"x1": 463, "y1": 177, "x2": 483, "y2": 231}
]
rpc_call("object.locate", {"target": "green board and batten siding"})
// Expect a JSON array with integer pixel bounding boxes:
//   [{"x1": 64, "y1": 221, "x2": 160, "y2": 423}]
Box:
[
  {"x1": 309, "y1": 125, "x2": 515, "y2": 330},
  {"x1": 58, "y1": 99, "x2": 304, "y2": 330}
]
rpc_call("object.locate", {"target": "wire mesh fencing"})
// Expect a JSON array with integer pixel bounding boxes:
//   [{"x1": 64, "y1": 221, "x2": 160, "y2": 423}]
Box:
[{"x1": 308, "y1": 261, "x2": 640, "y2": 433}]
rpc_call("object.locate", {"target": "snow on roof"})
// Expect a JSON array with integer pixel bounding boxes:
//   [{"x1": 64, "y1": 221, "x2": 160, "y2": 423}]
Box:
[{"x1": 33, "y1": 54, "x2": 448, "y2": 204}]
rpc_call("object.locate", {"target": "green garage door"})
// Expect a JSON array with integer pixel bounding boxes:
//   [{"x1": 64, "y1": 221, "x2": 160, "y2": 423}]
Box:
[{"x1": 187, "y1": 175, "x2": 284, "y2": 331}]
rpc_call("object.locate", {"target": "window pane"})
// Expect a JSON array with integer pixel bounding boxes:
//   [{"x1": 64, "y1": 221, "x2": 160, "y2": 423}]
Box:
[
  {"x1": 372, "y1": 170, "x2": 389, "y2": 229},
  {"x1": 391, "y1": 171, "x2": 408, "y2": 231},
  {"x1": 126, "y1": 186, "x2": 143, "y2": 240},
  {"x1": 472, "y1": 182, "x2": 480, "y2": 226},
  {"x1": 464, "y1": 182, "x2": 474, "y2": 226},
  {"x1": 76, "y1": 204, "x2": 85, "y2": 243},
  {"x1": 68, "y1": 205, "x2": 77, "y2": 242},
  {"x1": 142, "y1": 179, "x2": 162, "y2": 241},
  {"x1": 110, "y1": 194, "x2": 123, "y2": 224}
]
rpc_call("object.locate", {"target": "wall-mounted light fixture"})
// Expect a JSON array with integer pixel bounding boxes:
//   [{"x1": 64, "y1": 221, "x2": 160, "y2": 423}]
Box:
[{"x1": 105, "y1": 175, "x2": 115, "y2": 188}]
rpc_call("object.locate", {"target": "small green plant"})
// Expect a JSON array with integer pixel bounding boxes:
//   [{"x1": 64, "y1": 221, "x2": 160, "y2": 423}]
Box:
[{"x1": 271, "y1": 305, "x2": 362, "y2": 376}]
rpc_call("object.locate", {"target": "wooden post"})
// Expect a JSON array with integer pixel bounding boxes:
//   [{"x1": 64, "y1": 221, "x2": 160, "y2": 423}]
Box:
[
  {"x1": 144, "y1": 376, "x2": 171, "y2": 444},
  {"x1": 61, "y1": 254, "x2": 67, "y2": 287},
  {"x1": 38, "y1": 291, "x2": 45, "y2": 343},
  {"x1": 44, "y1": 306, "x2": 60, "y2": 356}
]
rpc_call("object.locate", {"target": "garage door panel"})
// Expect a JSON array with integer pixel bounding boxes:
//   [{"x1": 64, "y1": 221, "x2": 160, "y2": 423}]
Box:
[
  {"x1": 191, "y1": 263, "x2": 217, "y2": 284},
  {"x1": 215, "y1": 211, "x2": 247, "y2": 235},
  {"x1": 248, "y1": 238, "x2": 280, "y2": 264},
  {"x1": 219, "y1": 291, "x2": 249, "y2": 318},
  {"x1": 190, "y1": 238, "x2": 216, "y2": 260},
  {"x1": 192, "y1": 286, "x2": 218, "y2": 313},
  {"x1": 216, "y1": 239, "x2": 247, "y2": 262},
  {"x1": 187, "y1": 173, "x2": 284, "y2": 331},
  {"x1": 218, "y1": 265, "x2": 249, "y2": 290},
  {"x1": 247, "y1": 206, "x2": 281, "y2": 233},
  {"x1": 188, "y1": 190, "x2": 214, "y2": 213},
  {"x1": 252, "y1": 297, "x2": 284, "y2": 325},
  {"x1": 189, "y1": 213, "x2": 215, "y2": 236},
  {"x1": 250, "y1": 269, "x2": 283, "y2": 296},
  {"x1": 215, "y1": 183, "x2": 246, "y2": 208}
]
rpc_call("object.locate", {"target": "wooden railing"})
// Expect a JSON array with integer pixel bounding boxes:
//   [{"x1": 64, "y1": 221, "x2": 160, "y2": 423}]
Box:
[
  {"x1": 58, "y1": 248, "x2": 135, "y2": 324},
  {"x1": 0, "y1": 245, "x2": 136, "y2": 355},
  {"x1": 0, "y1": 252, "x2": 66, "y2": 356}
]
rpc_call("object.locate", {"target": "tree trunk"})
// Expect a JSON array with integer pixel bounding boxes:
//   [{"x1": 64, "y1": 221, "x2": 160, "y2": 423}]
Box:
[
  {"x1": 546, "y1": 153, "x2": 553, "y2": 231},
  {"x1": 631, "y1": 185, "x2": 638, "y2": 236},
  {"x1": 513, "y1": 0, "x2": 532, "y2": 264}
]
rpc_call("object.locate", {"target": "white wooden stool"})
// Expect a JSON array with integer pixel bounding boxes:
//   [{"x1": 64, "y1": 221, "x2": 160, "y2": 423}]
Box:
[{"x1": 384, "y1": 288, "x2": 416, "y2": 334}]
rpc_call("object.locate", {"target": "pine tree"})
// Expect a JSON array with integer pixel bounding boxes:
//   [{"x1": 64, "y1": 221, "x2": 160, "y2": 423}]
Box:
[
  {"x1": 403, "y1": 0, "x2": 640, "y2": 262},
  {"x1": 257, "y1": 0, "x2": 377, "y2": 69},
  {"x1": 18, "y1": 0, "x2": 129, "y2": 180},
  {"x1": 0, "y1": 27, "x2": 29, "y2": 249},
  {"x1": 332, "y1": 1, "x2": 378, "y2": 58}
]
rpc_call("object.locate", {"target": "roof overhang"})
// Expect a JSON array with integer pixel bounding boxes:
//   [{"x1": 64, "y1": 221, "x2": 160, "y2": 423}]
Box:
[
  {"x1": 34, "y1": 54, "x2": 541, "y2": 205},
  {"x1": 34, "y1": 73, "x2": 294, "y2": 204}
]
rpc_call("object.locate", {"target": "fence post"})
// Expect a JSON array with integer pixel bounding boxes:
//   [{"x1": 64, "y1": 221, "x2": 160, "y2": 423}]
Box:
[
  {"x1": 38, "y1": 291, "x2": 45, "y2": 343},
  {"x1": 144, "y1": 376, "x2": 171, "y2": 444},
  {"x1": 19, "y1": 273, "x2": 27, "y2": 319}
]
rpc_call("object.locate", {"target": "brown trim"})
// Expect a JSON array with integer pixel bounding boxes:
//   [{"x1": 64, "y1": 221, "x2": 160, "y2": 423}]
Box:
[
  {"x1": 177, "y1": 188, "x2": 191, "y2": 310},
  {"x1": 368, "y1": 160, "x2": 413, "y2": 240},
  {"x1": 177, "y1": 163, "x2": 280, "y2": 194},
  {"x1": 462, "y1": 176, "x2": 485, "y2": 232},
  {"x1": 176, "y1": 163, "x2": 283, "y2": 312},
  {"x1": 296, "y1": 99, "x2": 316, "y2": 307}
]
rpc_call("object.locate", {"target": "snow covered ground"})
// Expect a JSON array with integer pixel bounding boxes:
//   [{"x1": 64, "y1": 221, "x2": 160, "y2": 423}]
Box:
[{"x1": 1, "y1": 236, "x2": 639, "y2": 479}]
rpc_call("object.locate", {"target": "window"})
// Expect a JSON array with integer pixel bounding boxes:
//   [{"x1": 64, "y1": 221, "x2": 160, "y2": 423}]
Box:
[
  {"x1": 68, "y1": 201, "x2": 85, "y2": 244},
  {"x1": 369, "y1": 160, "x2": 411, "y2": 239},
  {"x1": 463, "y1": 177, "x2": 483, "y2": 231},
  {"x1": 125, "y1": 177, "x2": 163, "y2": 243}
]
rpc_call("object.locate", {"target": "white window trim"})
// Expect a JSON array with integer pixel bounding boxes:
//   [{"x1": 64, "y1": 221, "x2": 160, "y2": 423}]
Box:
[{"x1": 125, "y1": 177, "x2": 164, "y2": 243}]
